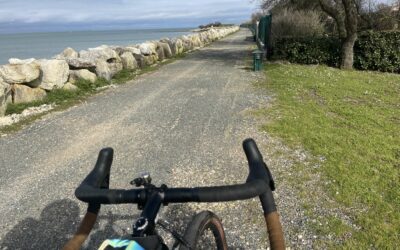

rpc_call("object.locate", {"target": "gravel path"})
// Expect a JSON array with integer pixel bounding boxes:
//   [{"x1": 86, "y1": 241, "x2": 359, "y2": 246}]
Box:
[{"x1": 0, "y1": 29, "x2": 312, "y2": 249}]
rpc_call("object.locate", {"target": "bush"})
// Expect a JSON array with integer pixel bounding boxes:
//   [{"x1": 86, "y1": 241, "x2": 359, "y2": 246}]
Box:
[
  {"x1": 354, "y1": 31, "x2": 400, "y2": 73},
  {"x1": 271, "y1": 31, "x2": 400, "y2": 73},
  {"x1": 271, "y1": 8, "x2": 325, "y2": 41},
  {"x1": 272, "y1": 37, "x2": 341, "y2": 67}
]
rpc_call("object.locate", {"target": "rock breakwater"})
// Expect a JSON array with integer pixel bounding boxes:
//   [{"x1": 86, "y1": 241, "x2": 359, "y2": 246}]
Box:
[{"x1": 0, "y1": 26, "x2": 240, "y2": 117}]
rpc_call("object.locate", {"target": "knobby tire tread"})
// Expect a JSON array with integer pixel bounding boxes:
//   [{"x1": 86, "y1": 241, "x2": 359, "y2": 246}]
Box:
[{"x1": 179, "y1": 211, "x2": 228, "y2": 250}]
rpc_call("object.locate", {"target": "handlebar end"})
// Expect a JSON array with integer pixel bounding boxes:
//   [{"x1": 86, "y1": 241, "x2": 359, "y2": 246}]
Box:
[{"x1": 243, "y1": 138, "x2": 263, "y2": 163}]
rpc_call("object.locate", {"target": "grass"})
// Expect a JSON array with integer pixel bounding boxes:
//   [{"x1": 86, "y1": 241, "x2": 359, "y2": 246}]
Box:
[
  {"x1": 258, "y1": 63, "x2": 400, "y2": 248},
  {"x1": 5, "y1": 78, "x2": 109, "y2": 115}
]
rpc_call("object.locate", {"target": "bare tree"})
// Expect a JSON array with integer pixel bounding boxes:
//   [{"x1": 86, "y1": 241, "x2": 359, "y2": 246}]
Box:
[{"x1": 261, "y1": 0, "x2": 362, "y2": 69}]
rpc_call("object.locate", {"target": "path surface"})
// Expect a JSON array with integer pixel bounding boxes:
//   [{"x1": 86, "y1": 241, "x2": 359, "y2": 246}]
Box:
[{"x1": 0, "y1": 30, "x2": 307, "y2": 249}]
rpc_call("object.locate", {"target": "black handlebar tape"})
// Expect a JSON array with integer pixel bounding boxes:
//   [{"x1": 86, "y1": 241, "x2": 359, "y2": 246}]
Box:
[
  {"x1": 88, "y1": 148, "x2": 113, "y2": 188},
  {"x1": 75, "y1": 148, "x2": 114, "y2": 203},
  {"x1": 243, "y1": 138, "x2": 264, "y2": 164},
  {"x1": 259, "y1": 189, "x2": 277, "y2": 214},
  {"x1": 164, "y1": 180, "x2": 268, "y2": 203},
  {"x1": 76, "y1": 181, "x2": 268, "y2": 204}
]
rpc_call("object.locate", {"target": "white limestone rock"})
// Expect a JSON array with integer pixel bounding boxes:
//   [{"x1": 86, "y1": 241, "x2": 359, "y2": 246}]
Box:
[
  {"x1": 69, "y1": 69, "x2": 97, "y2": 84},
  {"x1": 120, "y1": 52, "x2": 138, "y2": 70},
  {"x1": 138, "y1": 42, "x2": 157, "y2": 55},
  {"x1": 13, "y1": 84, "x2": 47, "y2": 104},
  {"x1": 54, "y1": 47, "x2": 78, "y2": 59},
  {"x1": 62, "y1": 82, "x2": 78, "y2": 91},
  {"x1": 65, "y1": 58, "x2": 96, "y2": 70},
  {"x1": 0, "y1": 79, "x2": 11, "y2": 116},
  {"x1": 34, "y1": 59, "x2": 69, "y2": 90},
  {"x1": 80, "y1": 46, "x2": 119, "y2": 63},
  {"x1": 0, "y1": 63, "x2": 40, "y2": 85},
  {"x1": 8, "y1": 58, "x2": 36, "y2": 64},
  {"x1": 157, "y1": 42, "x2": 173, "y2": 58}
]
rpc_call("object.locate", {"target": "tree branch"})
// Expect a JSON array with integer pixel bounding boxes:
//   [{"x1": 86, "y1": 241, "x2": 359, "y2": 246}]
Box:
[
  {"x1": 342, "y1": 0, "x2": 358, "y2": 35},
  {"x1": 319, "y1": 0, "x2": 347, "y2": 38}
]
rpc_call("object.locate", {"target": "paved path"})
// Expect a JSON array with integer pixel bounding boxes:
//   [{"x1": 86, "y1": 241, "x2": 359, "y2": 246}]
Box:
[{"x1": 0, "y1": 29, "x2": 286, "y2": 249}]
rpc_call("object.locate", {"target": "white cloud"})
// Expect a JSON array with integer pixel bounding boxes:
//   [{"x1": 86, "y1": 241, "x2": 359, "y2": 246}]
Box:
[{"x1": 0, "y1": 0, "x2": 258, "y2": 24}]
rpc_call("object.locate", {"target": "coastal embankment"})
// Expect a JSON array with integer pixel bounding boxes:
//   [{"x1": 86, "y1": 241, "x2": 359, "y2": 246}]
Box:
[{"x1": 0, "y1": 26, "x2": 239, "y2": 119}]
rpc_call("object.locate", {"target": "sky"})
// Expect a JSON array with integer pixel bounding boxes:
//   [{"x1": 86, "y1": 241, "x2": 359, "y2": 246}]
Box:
[{"x1": 0, "y1": 0, "x2": 259, "y2": 34}]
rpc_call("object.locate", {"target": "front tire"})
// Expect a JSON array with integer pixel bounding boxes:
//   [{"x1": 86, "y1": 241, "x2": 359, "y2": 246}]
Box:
[{"x1": 179, "y1": 211, "x2": 228, "y2": 250}]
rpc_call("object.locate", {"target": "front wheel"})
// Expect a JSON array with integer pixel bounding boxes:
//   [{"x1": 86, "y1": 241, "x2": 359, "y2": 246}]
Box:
[{"x1": 179, "y1": 211, "x2": 228, "y2": 250}]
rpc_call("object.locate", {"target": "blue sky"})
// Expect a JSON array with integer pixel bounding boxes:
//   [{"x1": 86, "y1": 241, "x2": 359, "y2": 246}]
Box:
[{"x1": 0, "y1": 0, "x2": 258, "y2": 33}]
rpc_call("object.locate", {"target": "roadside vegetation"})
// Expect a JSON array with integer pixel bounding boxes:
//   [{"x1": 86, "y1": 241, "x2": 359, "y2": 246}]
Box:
[
  {"x1": 254, "y1": 0, "x2": 399, "y2": 71},
  {"x1": 5, "y1": 78, "x2": 108, "y2": 115},
  {"x1": 257, "y1": 63, "x2": 399, "y2": 248}
]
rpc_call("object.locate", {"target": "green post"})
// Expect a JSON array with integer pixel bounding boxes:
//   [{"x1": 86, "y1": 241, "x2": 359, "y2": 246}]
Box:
[{"x1": 252, "y1": 50, "x2": 263, "y2": 71}]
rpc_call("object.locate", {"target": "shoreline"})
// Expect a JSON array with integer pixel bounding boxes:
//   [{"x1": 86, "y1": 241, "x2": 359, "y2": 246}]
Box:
[
  {"x1": 0, "y1": 27, "x2": 194, "y2": 65},
  {"x1": 0, "y1": 26, "x2": 240, "y2": 133}
]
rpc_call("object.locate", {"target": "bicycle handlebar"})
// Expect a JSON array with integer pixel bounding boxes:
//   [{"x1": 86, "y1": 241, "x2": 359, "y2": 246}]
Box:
[
  {"x1": 71, "y1": 138, "x2": 285, "y2": 249},
  {"x1": 75, "y1": 139, "x2": 274, "y2": 209}
]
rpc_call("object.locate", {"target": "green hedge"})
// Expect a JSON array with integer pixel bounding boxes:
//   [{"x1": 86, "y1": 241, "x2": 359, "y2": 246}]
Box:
[
  {"x1": 354, "y1": 31, "x2": 400, "y2": 73},
  {"x1": 271, "y1": 31, "x2": 400, "y2": 73},
  {"x1": 272, "y1": 37, "x2": 341, "y2": 67}
]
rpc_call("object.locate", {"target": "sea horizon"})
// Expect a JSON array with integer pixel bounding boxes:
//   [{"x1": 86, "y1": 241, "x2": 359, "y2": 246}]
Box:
[{"x1": 0, "y1": 27, "x2": 194, "y2": 64}]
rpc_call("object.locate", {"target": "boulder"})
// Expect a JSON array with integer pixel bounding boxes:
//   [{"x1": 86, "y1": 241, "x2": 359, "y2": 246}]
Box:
[
  {"x1": 12, "y1": 84, "x2": 46, "y2": 104},
  {"x1": 0, "y1": 80, "x2": 11, "y2": 116},
  {"x1": 156, "y1": 46, "x2": 165, "y2": 61},
  {"x1": 108, "y1": 61, "x2": 123, "y2": 76},
  {"x1": 54, "y1": 47, "x2": 78, "y2": 59},
  {"x1": 160, "y1": 39, "x2": 175, "y2": 56},
  {"x1": 62, "y1": 82, "x2": 78, "y2": 91},
  {"x1": 174, "y1": 39, "x2": 184, "y2": 55},
  {"x1": 69, "y1": 69, "x2": 97, "y2": 84},
  {"x1": 190, "y1": 35, "x2": 202, "y2": 48},
  {"x1": 157, "y1": 42, "x2": 172, "y2": 58},
  {"x1": 125, "y1": 46, "x2": 141, "y2": 55},
  {"x1": 95, "y1": 60, "x2": 112, "y2": 81},
  {"x1": 120, "y1": 52, "x2": 138, "y2": 70},
  {"x1": 94, "y1": 59, "x2": 123, "y2": 81},
  {"x1": 138, "y1": 42, "x2": 157, "y2": 55},
  {"x1": 180, "y1": 36, "x2": 194, "y2": 52},
  {"x1": 34, "y1": 59, "x2": 69, "y2": 90},
  {"x1": 80, "y1": 46, "x2": 119, "y2": 63},
  {"x1": 65, "y1": 58, "x2": 96, "y2": 70},
  {"x1": 0, "y1": 63, "x2": 40, "y2": 85},
  {"x1": 182, "y1": 40, "x2": 192, "y2": 52},
  {"x1": 143, "y1": 55, "x2": 156, "y2": 66},
  {"x1": 113, "y1": 46, "x2": 141, "y2": 57},
  {"x1": 8, "y1": 58, "x2": 36, "y2": 64},
  {"x1": 132, "y1": 54, "x2": 144, "y2": 68}
]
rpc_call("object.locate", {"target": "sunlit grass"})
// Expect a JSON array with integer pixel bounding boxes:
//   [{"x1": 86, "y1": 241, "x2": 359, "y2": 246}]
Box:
[{"x1": 259, "y1": 63, "x2": 400, "y2": 248}]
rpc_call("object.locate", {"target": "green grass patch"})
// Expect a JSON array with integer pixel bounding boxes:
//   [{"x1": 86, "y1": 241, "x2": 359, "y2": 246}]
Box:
[
  {"x1": 259, "y1": 63, "x2": 400, "y2": 248},
  {"x1": 5, "y1": 78, "x2": 106, "y2": 115},
  {"x1": 111, "y1": 69, "x2": 138, "y2": 84}
]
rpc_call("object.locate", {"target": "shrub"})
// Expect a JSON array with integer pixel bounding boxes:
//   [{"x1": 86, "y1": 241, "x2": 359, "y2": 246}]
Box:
[
  {"x1": 271, "y1": 8, "x2": 325, "y2": 42},
  {"x1": 271, "y1": 31, "x2": 400, "y2": 73},
  {"x1": 354, "y1": 31, "x2": 400, "y2": 73},
  {"x1": 272, "y1": 37, "x2": 341, "y2": 67}
]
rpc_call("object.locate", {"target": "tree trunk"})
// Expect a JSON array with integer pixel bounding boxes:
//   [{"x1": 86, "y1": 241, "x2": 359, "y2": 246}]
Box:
[{"x1": 340, "y1": 33, "x2": 357, "y2": 69}]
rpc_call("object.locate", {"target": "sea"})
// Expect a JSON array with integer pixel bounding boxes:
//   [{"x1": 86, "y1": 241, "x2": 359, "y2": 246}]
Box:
[{"x1": 0, "y1": 28, "x2": 192, "y2": 64}]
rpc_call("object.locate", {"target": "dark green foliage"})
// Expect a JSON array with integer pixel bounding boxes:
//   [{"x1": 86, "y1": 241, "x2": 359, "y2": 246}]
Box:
[
  {"x1": 271, "y1": 31, "x2": 400, "y2": 73},
  {"x1": 272, "y1": 37, "x2": 341, "y2": 67},
  {"x1": 354, "y1": 31, "x2": 400, "y2": 73}
]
